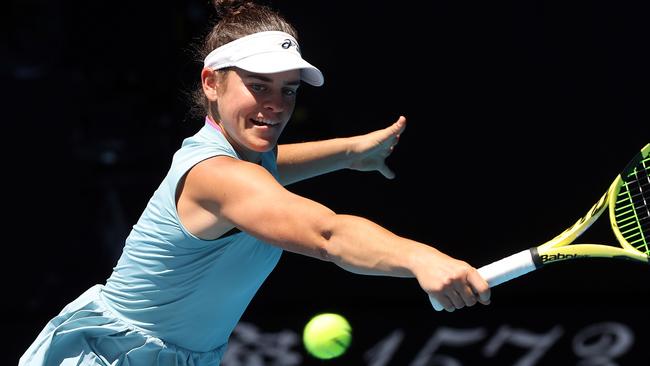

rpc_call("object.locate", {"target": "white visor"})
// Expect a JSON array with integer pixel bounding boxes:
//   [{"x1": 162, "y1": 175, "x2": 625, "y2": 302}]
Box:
[{"x1": 204, "y1": 31, "x2": 324, "y2": 87}]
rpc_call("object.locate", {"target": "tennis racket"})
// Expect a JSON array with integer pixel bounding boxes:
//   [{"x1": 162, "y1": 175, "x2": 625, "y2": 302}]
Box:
[{"x1": 430, "y1": 143, "x2": 650, "y2": 311}]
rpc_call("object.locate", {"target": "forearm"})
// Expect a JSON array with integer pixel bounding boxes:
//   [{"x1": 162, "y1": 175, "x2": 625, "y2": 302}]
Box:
[
  {"x1": 322, "y1": 214, "x2": 433, "y2": 277},
  {"x1": 276, "y1": 138, "x2": 353, "y2": 185},
  {"x1": 320, "y1": 213, "x2": 491, "y2": 312}
]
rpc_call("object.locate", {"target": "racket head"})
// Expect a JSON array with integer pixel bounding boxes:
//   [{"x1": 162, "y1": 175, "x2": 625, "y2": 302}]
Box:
[
  {"x1": 534, "y1": 144, "x2": 650, "y2": 265},
  {"x1": 609, "y1": 143, "x2": 650, "y2": 259}
]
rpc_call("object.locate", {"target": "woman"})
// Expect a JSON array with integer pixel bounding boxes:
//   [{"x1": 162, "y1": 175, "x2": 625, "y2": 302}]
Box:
[{"x1": 20, "y1": 0, "x2": 490, "y2": 364}]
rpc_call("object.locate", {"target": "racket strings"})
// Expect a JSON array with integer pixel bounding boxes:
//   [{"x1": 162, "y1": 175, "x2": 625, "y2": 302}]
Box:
[{"x1": 615, "y1": 156, "x2": 650, "y2": 254}]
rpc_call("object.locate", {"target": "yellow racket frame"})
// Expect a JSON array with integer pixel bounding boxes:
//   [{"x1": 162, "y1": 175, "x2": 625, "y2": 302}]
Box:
[
  {"x1": 535, "y1": 144, "x2": 649, "y2": 264},
  {"x1": 536, "y1": 179, "x2": 648, "y2": 264},
  {"x1": 430, "y1": 144, "x2": 649, "y2": 311}
]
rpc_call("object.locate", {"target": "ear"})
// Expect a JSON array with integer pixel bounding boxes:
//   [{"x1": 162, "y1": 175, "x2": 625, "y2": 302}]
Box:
[{"x1": 201, "y1": 68, "x2": 220, "y2": 102}]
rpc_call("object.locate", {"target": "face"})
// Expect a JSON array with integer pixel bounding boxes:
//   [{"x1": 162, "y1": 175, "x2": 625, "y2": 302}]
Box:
[{"x1": 210, "y1": 68, "x2": 300, "y2": 162}]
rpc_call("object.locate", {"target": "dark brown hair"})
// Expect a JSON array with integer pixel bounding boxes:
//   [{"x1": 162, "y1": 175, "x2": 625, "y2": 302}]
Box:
[{"x1": 190, "y1": 0, "x2": 298, "y2": 117}]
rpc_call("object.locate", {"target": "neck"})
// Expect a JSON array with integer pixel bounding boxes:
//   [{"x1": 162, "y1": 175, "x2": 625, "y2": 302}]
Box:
[
  {"x1": 206, "y1": 114, "x2": 223, "y2": 133},
  {"x1": 205, "y1": 115, "x2": 262, "y2": 164}
]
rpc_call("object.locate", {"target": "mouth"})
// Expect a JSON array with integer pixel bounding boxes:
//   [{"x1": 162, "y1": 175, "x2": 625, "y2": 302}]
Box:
[{"x1": 250, "y1": 117, "x2": 279, "y2": 128}]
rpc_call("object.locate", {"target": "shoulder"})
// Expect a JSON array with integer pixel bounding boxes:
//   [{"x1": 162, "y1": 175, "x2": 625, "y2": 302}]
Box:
[{"x1": 186, "y1": 156, "x2": 280, "y2": 196}]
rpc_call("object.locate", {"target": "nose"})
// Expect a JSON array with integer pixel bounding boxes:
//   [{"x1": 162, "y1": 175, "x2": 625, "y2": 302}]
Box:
[{"x1": 262, "y1": 92, "x2": 286, "y2": 113}]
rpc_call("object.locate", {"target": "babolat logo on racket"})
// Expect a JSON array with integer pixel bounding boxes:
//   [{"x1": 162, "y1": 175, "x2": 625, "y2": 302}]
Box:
[
  {"x1": 429, "y1": 144, "x2": 649, "y2": 312},
  {"x1": 540, "y1": 253, "x2": 584, "y2": 263}
]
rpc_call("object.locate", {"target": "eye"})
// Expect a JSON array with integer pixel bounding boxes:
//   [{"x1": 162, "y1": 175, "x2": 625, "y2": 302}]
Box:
[
  {"x1": 283, "y1": 87, "x2": 298, "y2": 97},
  {"x1": 249, "y1": 84, "x2": 267, "y2": 93}
]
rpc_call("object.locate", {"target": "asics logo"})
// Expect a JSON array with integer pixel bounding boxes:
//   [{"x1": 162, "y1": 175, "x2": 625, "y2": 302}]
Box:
[{"x1": 281, "y1": 39, "x2": 299, "y2": 52}]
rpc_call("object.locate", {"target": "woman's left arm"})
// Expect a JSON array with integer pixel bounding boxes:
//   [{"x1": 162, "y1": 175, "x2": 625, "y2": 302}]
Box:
[{"x1": 277, "y1": 116, "x2": 406, "y2": 185}]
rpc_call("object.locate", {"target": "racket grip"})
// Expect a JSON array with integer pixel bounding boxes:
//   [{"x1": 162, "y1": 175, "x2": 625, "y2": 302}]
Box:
[
  {"x1": 477, "y1": 249, "x2": 537, "y2": 287},
  {"x1": 429, "y1": 249, "x2": 537, "y2": 311}
]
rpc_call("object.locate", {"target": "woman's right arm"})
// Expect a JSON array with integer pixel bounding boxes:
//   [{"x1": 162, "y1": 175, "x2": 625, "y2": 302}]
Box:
[{"x1": 176, "y1": 156, "x2": 490, "y2": 311}]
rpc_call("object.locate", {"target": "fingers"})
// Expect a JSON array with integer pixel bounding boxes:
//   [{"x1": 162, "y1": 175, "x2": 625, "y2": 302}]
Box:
[
  {"x1": 378, "y1": 164, "x2": 395, "y2": 179},
  {"x1": 351, "y1": 116, "x2": 405, "y2": 178},
  {"x1": 437, "y1": 283, "x2": 476, "y2": 312},
  {"x1": 446, "y1": 289, "x2": 467, "y2": 310},
  {"x1": 447, "y1": 269, "x2": 492, "y2": 310},
  {"x1": 453, "y1": 281, "x2": 479, "y2": 307},
  {"x1": 467, "y1": 269, "x2": 491, "y2": 305},
  {"x1": 427, "y1": 267, "x2": 492, "y2": 312},
  {"x1": 392, "y1": 116, "x2": 407, "y2": 135},
  {"x1": 429, "y1": 293, "x2": 455, "y2": 312},
  {"x1": 373, "y1": 118, "x2": 404, "y2": 179},
  {"x1": 381, "y1": 116, "x2": 406, "y2": 143}
]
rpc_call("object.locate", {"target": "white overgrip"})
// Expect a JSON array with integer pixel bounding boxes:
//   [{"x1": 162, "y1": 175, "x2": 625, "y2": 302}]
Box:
[
  {"x1": 477, "y1": 249, "x2": 537, "y2": 287},
  {"x1": 429, "y1": 249, "x2": 537, "y2": 311}
]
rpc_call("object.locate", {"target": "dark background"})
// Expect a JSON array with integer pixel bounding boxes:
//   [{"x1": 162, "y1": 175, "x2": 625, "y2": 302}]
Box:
[{"x1": 6, "y1": 0, "x2": 648, "y2": 365}]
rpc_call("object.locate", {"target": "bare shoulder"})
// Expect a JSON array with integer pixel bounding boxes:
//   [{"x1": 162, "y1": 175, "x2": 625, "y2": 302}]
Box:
[
  {"x1": 177, "y1": 155, "x2": 287, "y2": 239},
  {"x1": 190, "y1": 155, "x2": 265, "y2": 179},
  {"x1": 185, "y1": 155, "x2": 281, "y2": 199}
]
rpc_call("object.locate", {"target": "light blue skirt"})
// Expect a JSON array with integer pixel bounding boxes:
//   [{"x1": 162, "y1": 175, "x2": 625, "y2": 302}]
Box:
[{"x1": 19, "y1": 285, "x2": 224, "y2": 365}]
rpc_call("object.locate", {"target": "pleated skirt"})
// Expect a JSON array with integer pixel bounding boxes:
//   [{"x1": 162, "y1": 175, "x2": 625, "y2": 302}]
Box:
[{"x1": 19, "y1": 285, "x2": 224, "y2": 366}]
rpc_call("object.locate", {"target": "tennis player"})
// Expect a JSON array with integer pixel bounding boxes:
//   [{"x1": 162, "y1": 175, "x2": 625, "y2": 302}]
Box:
[{"x1": 20, "y1": 1, "x2": 490, "y2": 364}]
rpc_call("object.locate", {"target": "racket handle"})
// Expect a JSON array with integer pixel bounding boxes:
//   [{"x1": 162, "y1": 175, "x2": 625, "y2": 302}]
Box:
[
  {"x1": 429, "y1": 249, "x2": 537, "y2": 311},
  {"x1": 477, "y1": 248, "x2": 537, "y2": 287}
]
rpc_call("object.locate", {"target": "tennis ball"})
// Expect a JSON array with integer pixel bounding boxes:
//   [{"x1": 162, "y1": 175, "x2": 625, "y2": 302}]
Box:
[{"x1": 302, "y1": 313, "x2": 352, "y2": 359}]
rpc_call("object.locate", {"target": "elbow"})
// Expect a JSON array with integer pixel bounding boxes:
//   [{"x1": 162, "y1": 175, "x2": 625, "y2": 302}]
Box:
[
  {"x1": 301, "y1": 208, "x2": 339, "y2": 262},
  {"x1": 317, "y1": 228, "x2": 334, "y2": 262}
]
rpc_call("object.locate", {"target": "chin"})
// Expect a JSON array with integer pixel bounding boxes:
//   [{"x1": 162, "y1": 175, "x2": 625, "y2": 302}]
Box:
[{"x1": 249, "y1": 140, "x2": 277, "y2": 153}]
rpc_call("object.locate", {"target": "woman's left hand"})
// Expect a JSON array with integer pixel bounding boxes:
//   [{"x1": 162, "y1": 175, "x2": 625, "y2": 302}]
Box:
[{"x1": 348, "y1": 116, "x2": 407, "y2": 179}]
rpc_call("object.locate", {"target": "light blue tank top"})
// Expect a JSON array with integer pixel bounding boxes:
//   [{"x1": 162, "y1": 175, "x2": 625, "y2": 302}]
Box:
[{"x1": 101, "y1": 119, "x2": 283, "y2": 352}]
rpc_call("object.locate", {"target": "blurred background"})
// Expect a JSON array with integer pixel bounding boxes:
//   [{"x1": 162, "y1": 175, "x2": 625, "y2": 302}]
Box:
[{"x1": 5, "y1": 0, "x2": 648, "y2": 365}]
